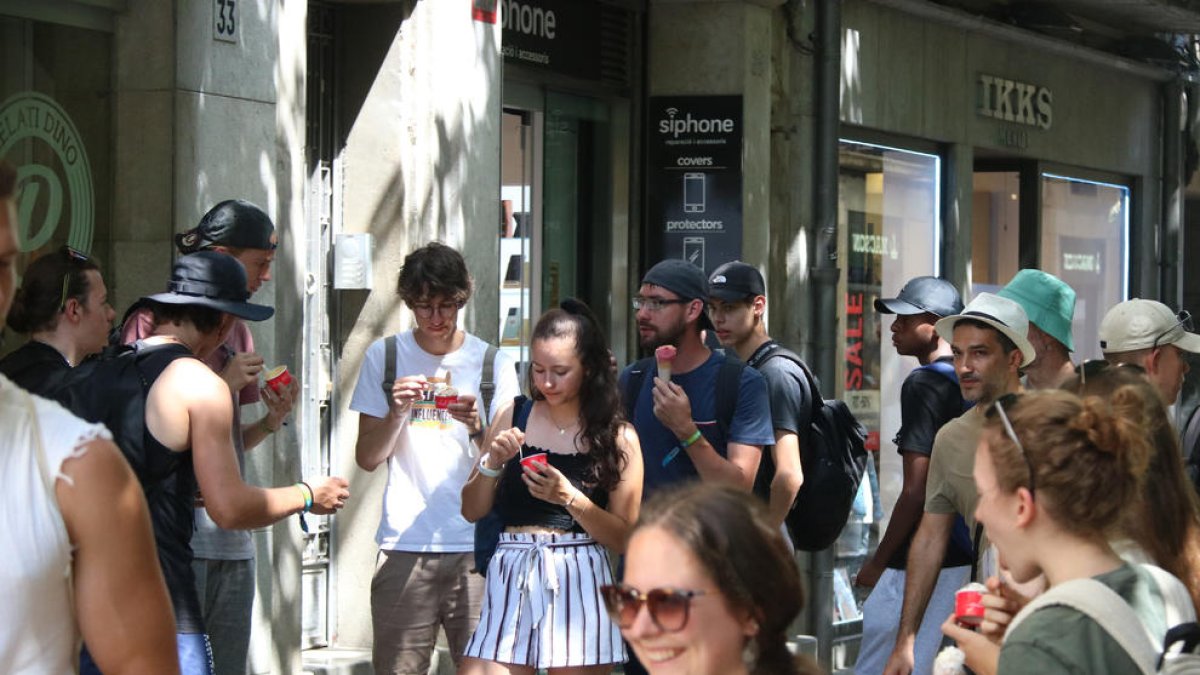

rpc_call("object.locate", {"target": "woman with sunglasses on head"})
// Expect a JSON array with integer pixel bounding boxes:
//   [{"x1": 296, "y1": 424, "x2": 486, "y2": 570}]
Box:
[
  {"x1": 460, "y1": 298, "x2": 644, "y2": 675},
  {"x1": 0, "y1": 245, "x2": 115, "y2": 395},
  {"x1": 942, "y1": 388, "x2": 1195, "y2": 674},
  {"x1": 609, "y1": 482, "x2": 819, "y2": 675}
]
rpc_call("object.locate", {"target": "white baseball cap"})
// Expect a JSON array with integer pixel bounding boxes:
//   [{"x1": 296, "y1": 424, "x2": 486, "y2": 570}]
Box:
[
  {"x1": 935, "y1": 292, "x2": 1036, "y2": 367},
  {"x1": 1099, "y1": 299, "x2": 1200, "y2": 354}
]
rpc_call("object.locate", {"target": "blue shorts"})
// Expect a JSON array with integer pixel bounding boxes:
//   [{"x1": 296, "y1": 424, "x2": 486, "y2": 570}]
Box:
[{"x1": 80, "y1": 633, "x2": 213, "y2": 675}]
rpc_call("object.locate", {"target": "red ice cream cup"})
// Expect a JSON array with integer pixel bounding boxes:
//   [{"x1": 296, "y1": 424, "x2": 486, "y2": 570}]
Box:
[
  {"x1": 435, "y1": 387, "x2": 459, "y2": 410},
  {"x1": 955, "y1": 584, "x2": 987, "y2": 626},
  {"x1": 265, "y1": 365, "x2": 292, "y2": 394},
  {"x1": 520, "y1": 453, "x2": 549, "y2": 471}
]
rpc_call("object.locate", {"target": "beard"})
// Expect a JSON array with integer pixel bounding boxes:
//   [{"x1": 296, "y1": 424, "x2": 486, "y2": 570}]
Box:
[{"x1": 639, "y1": 313, "x2": 689, "y2": 351}]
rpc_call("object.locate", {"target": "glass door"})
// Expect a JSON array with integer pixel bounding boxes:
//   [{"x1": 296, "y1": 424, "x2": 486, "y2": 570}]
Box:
[{"x1": 499, "y1": 108, "x2": 538, "y2": 376}]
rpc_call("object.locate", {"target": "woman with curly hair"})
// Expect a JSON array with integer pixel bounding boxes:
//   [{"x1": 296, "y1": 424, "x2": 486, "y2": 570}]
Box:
[
  {"x1": 942, "y1": 388, "x2": 1196, "y2": 674},
  {"x1": 460, "y1": 298, "x2": 644, "y2": 674}
]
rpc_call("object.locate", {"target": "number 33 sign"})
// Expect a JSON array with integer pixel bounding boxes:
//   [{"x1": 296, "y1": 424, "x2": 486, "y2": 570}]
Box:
[{"x1": 214, "y1": 0, "x2": 237, "y2": 43}]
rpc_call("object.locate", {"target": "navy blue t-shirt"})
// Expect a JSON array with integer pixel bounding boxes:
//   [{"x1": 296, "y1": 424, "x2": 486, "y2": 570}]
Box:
[{"x1": 619, "y1": 351, "x2": 774, "y2": 496}]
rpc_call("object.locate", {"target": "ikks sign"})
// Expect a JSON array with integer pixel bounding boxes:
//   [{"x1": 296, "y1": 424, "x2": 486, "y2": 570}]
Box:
[
  {"x1": 977, "y1": 73, "x2": 1053, "y2": 130},
  {"x1": 0, "y1": 92, "x2": 95, "y2": 253}
]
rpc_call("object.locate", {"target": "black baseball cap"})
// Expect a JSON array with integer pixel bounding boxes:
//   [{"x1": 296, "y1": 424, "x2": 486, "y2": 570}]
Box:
[
  {"x1": 641, "y1": 259, "x2": 714, "y2": 330},
  {"x1": 874, "y1": 276, "x2": 962, "y2": 318},
  {"x1": 708, "y1": 261, "x2": 765, "y2": 302},
  {"x1": 175, "y1": 199, "x2": 277, "y2": 253},
  {"x1": 144, "y1": 251, "x2": 274, "y2": 321}
]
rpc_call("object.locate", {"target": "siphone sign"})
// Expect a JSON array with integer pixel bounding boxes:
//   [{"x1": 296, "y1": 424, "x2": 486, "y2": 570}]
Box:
[
  {"x1": 647, "y1": 96, "x2": 743, "y2": 275},
  {"x1": 501, "y1": 0, "x2": 600, "y2": 80}
]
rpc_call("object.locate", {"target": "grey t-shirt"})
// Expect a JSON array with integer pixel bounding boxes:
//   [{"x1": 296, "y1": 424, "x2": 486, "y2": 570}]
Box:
[{"x1": 747, "y1": 343, "x2": 813, "y2": 500}]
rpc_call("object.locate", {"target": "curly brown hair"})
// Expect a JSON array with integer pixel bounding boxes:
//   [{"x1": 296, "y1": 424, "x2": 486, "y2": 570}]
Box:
[
  {"x1": 1061, "y1": 366, "x2": 1200, "y2": 611},
  {"x1": 984, "y1": 389, "x2": 1151, "y2": 540}
]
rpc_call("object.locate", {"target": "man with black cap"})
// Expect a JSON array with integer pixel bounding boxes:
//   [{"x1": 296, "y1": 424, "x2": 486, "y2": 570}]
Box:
[
  {"x1": 855, "y1": 277, "x2": 973, "y2": 675},
  {"x1": 620, "y1": 259, "x2": 773, "y2": 495},
  {"x1": 119, "y1": 199, "x2": 293, "y2": 675},
  {"x1": 64, "y1": 251, "x2": 350, "y2": 675},
  {"x1": 706, "y1": 261, "x2": 805, "y2": 536}
]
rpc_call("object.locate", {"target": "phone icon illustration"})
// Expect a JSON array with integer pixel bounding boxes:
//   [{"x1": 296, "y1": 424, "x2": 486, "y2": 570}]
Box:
[
  {"x1": 683, "y1": 173, "x2": 706, "y2": 213},
  {"x1": 682, "y1": 237, "x2": 705, "y2": 270}
]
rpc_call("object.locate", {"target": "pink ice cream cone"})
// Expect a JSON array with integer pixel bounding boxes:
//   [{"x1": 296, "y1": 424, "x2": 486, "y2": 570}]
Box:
[{"x1": 655, "y1": 345, "x2": 677, "y2": 381}]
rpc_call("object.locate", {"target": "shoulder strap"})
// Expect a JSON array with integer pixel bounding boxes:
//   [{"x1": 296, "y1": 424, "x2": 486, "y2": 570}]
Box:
[
  {"x1": 511, "y1": 395, "x2": 532, "y2": 432},
  {"x1": 756, "y1": 342, "x2": 822, "y2": 420},
  {"x1": 714, "y1": 355, "x2": 745, "y2": 439},
  {"x1": 1009, "y1": 577, "x2": 1158, "y2": 675},
  {"x1": 1184, "y1": 406, "x2": 1200, "y2": 468},
  {"x1": 382, "y1": 335, "x2": 398, "y2": 395},
  {"x1": 479, "y1": 344, "x2": 499, "y2": 425},
  {"x1": 623, "y1": 357, "x2": 654, "y2": 420}
]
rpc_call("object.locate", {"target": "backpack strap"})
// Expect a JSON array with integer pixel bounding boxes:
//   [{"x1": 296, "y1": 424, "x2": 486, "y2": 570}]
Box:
[
  {"x1": 382, "y1": 334, "x2": 398, "y2": 395},
  {"x1": 479, "y1": 344, "x2": 499, "y2": 426},
  {"x1": 753, "y1": 341, "x2": 822, "y2": 421},
  {"x1": 511, "y1": 394, "x2": 532, "y2": 432},
  {"x1": 713, "y1": 355, "x2": 745, "y2": 441},
  {"x1": 1183, "y1": 406, "x2": 1200, "y2": 489},
  {"x1": 1008, "y1": 576, "x2": 1159, "y2": 675},
  {"x1": 622, "y1": 357, "x2": 654, "y2": 420}
]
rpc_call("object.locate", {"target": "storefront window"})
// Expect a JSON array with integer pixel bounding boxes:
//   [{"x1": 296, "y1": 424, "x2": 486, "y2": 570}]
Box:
[
  {"x1": 836, "y1": 140, "x2": 941, "y2": 623},
  {"x1": 1040, "y1": 174, "x2": 1128, "y2": 361}
]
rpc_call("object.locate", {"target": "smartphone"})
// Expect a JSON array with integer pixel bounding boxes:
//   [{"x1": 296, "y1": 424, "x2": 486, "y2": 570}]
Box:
[
  {"x1": 683, "y1": 172, "x2": 706, "y2": 213},
  {"x1": 682, "y1": 237, "x2": 705, "y2": 270}
]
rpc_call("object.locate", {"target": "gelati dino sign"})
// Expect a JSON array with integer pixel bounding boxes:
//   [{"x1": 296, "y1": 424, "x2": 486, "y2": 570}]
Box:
[
  {"x1": 647, "y1": 95, "x2": 742, "y2": 275},
  {"x1": 0, "y1": 92, "x2": 94, "y2": 254}
]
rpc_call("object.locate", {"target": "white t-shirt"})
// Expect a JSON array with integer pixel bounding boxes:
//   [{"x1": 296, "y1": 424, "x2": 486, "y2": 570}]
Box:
[
  {"x1": 0, "y1": 375, "x2": 111, "y2": 674},
  {"x1": 350, "y1": 331, "x2": 520, "y2": 552}
]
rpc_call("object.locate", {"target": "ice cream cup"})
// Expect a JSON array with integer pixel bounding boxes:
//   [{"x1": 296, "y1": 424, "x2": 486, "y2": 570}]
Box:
[
  {"x1": 520, "y1": 453, "x2": 549, "y2": 471},
  {"x1": 954, "y1": 583, "x2": 987, "y2": 625},
  {"x1": 435, "y1": 386, "x2": 459, "y2": 410},
  {"x1": 265, "y1": 365, "x2": 292, "y2": 394}
]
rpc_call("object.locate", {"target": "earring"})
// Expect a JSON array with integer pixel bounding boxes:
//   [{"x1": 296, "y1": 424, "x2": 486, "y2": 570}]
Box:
[{"x1": 741, "y1": 635, "x2": 759, "y2": 668}]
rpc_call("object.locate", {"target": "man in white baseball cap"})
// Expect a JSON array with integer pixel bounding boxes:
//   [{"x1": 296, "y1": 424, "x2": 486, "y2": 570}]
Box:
[
  {"x1": 1099, "y1": 299, "x2": 1200, "y2": 404},
  {"x1": 884, "y1": 293, "x2": 1033, "y2": 675}
]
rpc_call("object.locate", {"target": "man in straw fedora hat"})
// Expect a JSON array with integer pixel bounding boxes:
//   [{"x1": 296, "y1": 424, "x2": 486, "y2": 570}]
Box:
[{"x1": 883, "y1": 293, "x2": 1035, "y2": 675}]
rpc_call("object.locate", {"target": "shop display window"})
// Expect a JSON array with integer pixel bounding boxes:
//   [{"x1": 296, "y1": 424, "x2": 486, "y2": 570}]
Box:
[{"x1": 836, "y1": 139, "x2": 942, "y2": 624}]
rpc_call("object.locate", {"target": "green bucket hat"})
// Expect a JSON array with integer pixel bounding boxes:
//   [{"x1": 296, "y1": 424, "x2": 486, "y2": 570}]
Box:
[{"x1": 997, "y1": 269, "x2": 1076, "y2": 351}]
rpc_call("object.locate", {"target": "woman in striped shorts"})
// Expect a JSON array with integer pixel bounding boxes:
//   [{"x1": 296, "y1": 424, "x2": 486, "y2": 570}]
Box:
[{"x1": 460, "y1": 298, "x2": 644, "y2": 674}]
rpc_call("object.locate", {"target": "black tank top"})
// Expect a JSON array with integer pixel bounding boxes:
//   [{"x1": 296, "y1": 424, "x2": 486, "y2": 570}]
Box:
[
  {"x1": 120, "y1": 342, "x2": 205, "y2": 632},
  {"x1": 494, "y1": 398, "x2": 609, "y2": 532}
]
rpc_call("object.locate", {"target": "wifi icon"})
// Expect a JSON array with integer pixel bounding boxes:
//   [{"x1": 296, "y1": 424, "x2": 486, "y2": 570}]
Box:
[{"x1": 666, "y1": 107, "x2": 678, "y2": 118}]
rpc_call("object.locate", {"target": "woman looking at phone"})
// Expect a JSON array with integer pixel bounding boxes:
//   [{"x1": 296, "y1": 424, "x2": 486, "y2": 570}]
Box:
[{"x1": 460, "y1": 298, "x2": 644, "y2": 675}]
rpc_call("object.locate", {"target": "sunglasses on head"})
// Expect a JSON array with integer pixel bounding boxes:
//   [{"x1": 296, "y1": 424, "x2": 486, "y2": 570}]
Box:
[
  {"x1": 1152, "y1": 310, "x2": 1194, "y2": 350},
  {"x1": 1074, "y1": 359, "x2": 1146, "y2": 385},
  {"x1": 58, "y1": 246, "x2": 90, "y2": 312},
  {"x1": 989, "y1": 393, "x2": 1036, "y2": 495},
  {"x1": 599, "y1": 583, "x2": 707, "y2": 633}
]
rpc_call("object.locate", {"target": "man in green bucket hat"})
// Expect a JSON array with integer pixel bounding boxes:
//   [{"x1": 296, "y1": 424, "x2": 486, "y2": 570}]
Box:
[{"x1": 998, "y1": 269, "x2": 1077, "y2": 389}]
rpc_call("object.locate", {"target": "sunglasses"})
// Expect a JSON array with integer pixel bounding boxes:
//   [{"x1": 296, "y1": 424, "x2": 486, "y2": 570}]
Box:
[
  {"x1": 990, "y1": 393, "x2": 1036, "y2": 495},
  {"x1": 1152, "y1": 310, "x2": 1194, "y2": 350},
  {"x1": 58, "y1": 246, "x2": 90, "y2": 312},
  {"x1": 1075, "y1": 359, "x2": 1146, "y2": 385},
  {"x1": 599, "y1": 583, "x2": 707, "y2": 633}
]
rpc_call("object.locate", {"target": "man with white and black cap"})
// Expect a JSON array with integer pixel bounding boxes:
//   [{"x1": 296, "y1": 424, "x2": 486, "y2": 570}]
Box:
[
  {"x1": 61, "y1": 251, "x2": 350, "y2": 675},
  {"x1": 706, "y1": 260, "x2": 806, "y2": 541},
  {"x1": 883, "y1": 293, "x2": 1035, "y2": 675},
  {"x1": 1099, "y1": 298, "x2": 1200, "y2": 405},
  {"x1": 856, "y1": 276, "x2": 974, "y2": 675}
]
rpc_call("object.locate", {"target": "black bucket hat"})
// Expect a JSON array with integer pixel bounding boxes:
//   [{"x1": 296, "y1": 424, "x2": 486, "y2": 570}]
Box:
[
  {"x1": 143, "y1": 251, "x2": 274, "y2": 321},
  {"x1": 176, "y1": 199, "x2": 277, "y2": 253}
]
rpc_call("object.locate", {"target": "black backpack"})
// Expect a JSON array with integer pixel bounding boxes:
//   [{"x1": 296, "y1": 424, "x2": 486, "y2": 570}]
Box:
[{"x1": 749, "y1": 342, "x2": 869, "y2": 552}]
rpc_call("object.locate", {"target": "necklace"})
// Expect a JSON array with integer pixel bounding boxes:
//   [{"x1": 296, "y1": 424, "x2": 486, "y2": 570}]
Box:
[{"x1": 548, "y1": 409, "x2": 575, "y2": 436}]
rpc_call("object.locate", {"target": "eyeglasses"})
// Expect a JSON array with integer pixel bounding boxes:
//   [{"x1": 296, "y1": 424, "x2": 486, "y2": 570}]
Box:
[
  {"x1": 58, "y1": 246, "x2": 90, "y2": 312},
  {"x1": 599, "y1": 583, "x2": 707, "y2": 633},
  {"x1": 1152, "y1": 310, "x2": 1194, "y2": 350},
  {"x1": 632, "y1": 297, "x2": 691, "y2": 312},
  {"x1": 991, "y1": 393, "x2": 1036, "y2": 495},
  {"x1": 410, "y1": 300, "x2": 464, "y2": 318},
  {"x1": 1075, "y1": 359, "x2": 1146, "y2": 385}
]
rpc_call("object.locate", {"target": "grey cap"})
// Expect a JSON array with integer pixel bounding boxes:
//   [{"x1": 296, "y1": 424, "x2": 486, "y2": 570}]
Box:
[{"x1": 874, "y1": 276, "x2": 963, "y2": 318}]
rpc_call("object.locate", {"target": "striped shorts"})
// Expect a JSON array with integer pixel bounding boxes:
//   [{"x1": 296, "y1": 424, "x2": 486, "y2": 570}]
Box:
[{"x1": 463, "y1": 531, "x2": 627, "y2": 668}]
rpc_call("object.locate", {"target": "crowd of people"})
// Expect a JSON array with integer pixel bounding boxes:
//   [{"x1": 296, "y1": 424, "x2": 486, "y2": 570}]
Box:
[{"x1": 4, "y1": 149, "x2": 1200, "y2": 675}]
